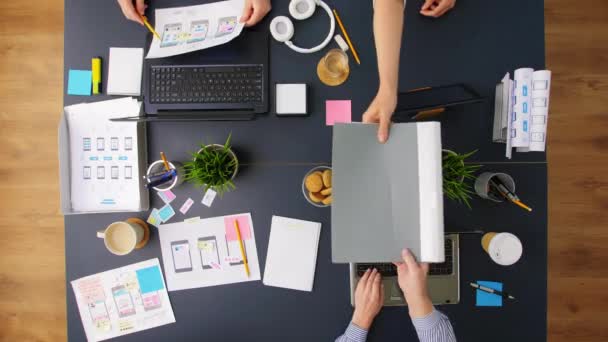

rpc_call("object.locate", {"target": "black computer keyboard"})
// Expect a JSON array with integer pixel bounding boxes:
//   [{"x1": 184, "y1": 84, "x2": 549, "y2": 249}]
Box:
[
  {"x1": 356, "y1": 238, "x2": 454, "y2": 277},
  {"x1": 149, "y1": 65, "x2": 264, "y2": 105}
]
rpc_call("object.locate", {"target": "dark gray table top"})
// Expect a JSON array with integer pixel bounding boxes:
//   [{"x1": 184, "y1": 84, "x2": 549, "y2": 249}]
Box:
[{"x1": 64, "y1": 0, "x2": 548, "y2": 341}]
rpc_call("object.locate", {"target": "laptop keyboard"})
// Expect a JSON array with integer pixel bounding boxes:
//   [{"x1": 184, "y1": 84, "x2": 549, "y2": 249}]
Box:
[
  {"x1": 356, "y1": 238, "x2": 454, "y2": 277},
  {"x1": 149, "y1": 65, "x2": 264, "y2": 105}
]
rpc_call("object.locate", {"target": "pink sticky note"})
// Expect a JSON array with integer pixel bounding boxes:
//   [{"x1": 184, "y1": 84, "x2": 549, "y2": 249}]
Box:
[
  {"x1": 224, "y1": 215, "x2": 252, "y2": 241},
  {"x1": 326, "y1": 100, "x2": 352, "y2": 126}
]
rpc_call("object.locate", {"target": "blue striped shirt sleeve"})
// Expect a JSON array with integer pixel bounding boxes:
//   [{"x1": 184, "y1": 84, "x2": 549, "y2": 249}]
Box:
[
  {"x1": 411, "y1": 308, "x2": 457, "y2": 342},
  {"x1": 335, "y1": 322, "x2": 368, "y2": 342}
]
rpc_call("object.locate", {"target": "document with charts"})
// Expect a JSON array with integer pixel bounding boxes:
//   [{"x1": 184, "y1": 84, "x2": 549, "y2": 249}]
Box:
[
  {"x1": 146, "y1": 0, "x2": 245, "y2": 59},
  {"x1": 61, "y1": 97, "x2": 147, "y2": 213},
  {"x1": 157, "y1": 213, "x2": 261, "y2": 291},
  {"x1": 71, "y1": 259, "x2": 175, "y2": 342}
]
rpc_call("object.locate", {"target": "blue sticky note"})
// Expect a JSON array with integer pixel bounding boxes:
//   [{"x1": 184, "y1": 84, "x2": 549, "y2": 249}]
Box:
[
  {"x1": 67, "y1": 69, "x2": 92, "y2": 96},
  {"x1": 158, "y1": 204, "x2": 175, "y2": 222},
  {"x1": 136, "y1": 266, "x2": 165, "y2": 294},
  {"x1": 476, "y1": 281, "x2": 503, "y2": 307}
]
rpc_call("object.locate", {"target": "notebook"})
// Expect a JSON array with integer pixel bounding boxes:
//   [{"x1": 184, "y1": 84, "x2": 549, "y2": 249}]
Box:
[
  {"x1": 263, "y1": 216, "x2": 322, "y2": 292},
  {"x1": 107, "y1": 47, "x2": 144, "y2": 96},
  {"x1": 331, "y1": 122, "x2": 444, "y2": 263}
]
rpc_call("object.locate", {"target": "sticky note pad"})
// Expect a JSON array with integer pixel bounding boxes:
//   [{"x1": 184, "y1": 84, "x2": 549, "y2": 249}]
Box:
[
  {"x1": 224, "y1": 215, "x2": 252, "y2": 241},
  {"x1": 476, "y1": 281, "x2": 503, "y2": 307},
  {"x1": 276, "y1": 84, "x2": 307, "y2": 115},
  {"x1": 157, "y1": 190, "x2": 176, "y2": 204},
  {"x1": 158, "y1": 204, "x2": 175, "y2": 223},
  {"x1": 136, "y1": 266, "x2": 165, "y2": 294},
  {"x1": 67, "y1": 70, "x2": 92, "y2": 96},
  {"x1": 326, "y1": 100, "x2": 352, "y2": 126},
  {"x1": 147, "y1": 208, "x2": 161, "y2": 226}
]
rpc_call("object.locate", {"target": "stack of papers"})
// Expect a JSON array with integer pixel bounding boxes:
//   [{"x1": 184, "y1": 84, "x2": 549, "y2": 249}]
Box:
[
  {"x1": 263, "y1": 216, "x2": 322, "y2": 292},
  {"x1": 60, "y1": 97, "x2": 148, "y2": 213}
]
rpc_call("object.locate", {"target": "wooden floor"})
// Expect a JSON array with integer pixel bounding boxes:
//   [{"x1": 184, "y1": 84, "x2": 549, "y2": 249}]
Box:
[{"x1": 0, "y1": 0, "x2": 606, "y2": 341}]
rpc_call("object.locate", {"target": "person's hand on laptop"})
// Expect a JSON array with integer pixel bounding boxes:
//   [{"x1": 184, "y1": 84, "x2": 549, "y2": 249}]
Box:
[
  {"x1": 362, "y1": 89, "x2": 397, "y2": 144},
  {"x1": 117, "y1": 0, "x2": 146, "y2": 25},
  {"x1": 393, "y1": 248, "x2": 434, "y2": 318},
  {"x1": 240, "y1": 0, "x2": 272, "y2": 27},
  {"x1": 420, "y1": 0, "x2": 456, "y2": 18},
  {"x1": 351, "y1": 268, "x2": 384, "y2": 329}
]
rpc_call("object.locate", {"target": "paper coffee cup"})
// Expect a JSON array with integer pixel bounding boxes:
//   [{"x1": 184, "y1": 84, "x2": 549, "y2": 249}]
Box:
[
  {"x1": 481, "y1": 232, "x2": 523, "y2": 266},
  {"x1": 97, "y1": 221, "x2": 144, "y2": 256}
]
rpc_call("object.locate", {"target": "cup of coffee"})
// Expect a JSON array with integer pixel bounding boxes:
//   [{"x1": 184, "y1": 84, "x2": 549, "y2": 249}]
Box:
[
  {"x1": 317, "y1": 48, "x2": 350, "y2": 86},
  {"x1": 97, "y1": 218, "x2": 150, "y2": 255},
  {"x1": 481, "y1": 232, "x2": 523, "y2": 266}
]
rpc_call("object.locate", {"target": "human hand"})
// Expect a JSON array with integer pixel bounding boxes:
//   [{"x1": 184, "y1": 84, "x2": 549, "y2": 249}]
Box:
[
  {"x1": 420, "y1": 0, "x2": 456, "y2": 18},
  {"x1": 393, "y1": 249, "x2": 434, "y2": 318},
  {"x1": 240, "y1": 0, "x2": 272, "y2": 27},
  {"x1": 352, "y1": 269, "x2": 384, "y2": 330},
  {"x1": 117, "y1": 0, "x2": 146, "y2": 25},
  {"x1": 362, "y1": 88, "x2": 397, "y2": 143}
]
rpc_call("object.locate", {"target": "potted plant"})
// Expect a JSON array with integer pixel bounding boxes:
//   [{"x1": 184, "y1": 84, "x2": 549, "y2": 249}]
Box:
[
  {"x1": 442, "y1": 149, "x2": 481, "y2": 208},
  {"x1": 184, "y1": 134, "x2": 238, "y2": 196}
]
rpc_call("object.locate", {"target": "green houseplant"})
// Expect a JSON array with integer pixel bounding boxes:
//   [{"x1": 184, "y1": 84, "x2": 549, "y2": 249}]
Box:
[
  {"x1": 442, "y1": 149, "x2": 481, "y2": 208},
  {"x1": 184, "y1": 134, "x2": 238, "y2": 196}
]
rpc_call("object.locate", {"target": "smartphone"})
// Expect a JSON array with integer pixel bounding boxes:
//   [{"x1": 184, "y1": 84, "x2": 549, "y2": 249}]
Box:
[
  {"x1": 225, "y1": 237, "x2": 246, "y2": 266},
  {"x1": 161, "y1": 23, "x2": 182, "y2": 48},
  {"x1": 188, "y1": 20, "x2": 209, "y2": 43},
  {"x1": 198, "y1": 237, "x2": 220, "y2": 269},
  {"x1": 141, "y1": 291, "x2": 162, "y2": 311},
  {"x1": 112, "y1": 285, "x2": 136, "y2": 317},
  {"x1": 88, "y1": 300, "x2": 110, "y2": 326},
  {"x1": 171, "y1": 240, "x2": 193, "y2": 273}
]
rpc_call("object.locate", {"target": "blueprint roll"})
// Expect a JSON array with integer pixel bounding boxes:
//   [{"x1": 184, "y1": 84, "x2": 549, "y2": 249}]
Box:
[{"x1": 511, "y1": 68, "x2": 534, "y2": 148}]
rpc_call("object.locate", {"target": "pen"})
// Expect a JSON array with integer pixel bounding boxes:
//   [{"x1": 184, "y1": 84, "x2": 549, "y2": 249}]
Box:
[
  {"x1": 332, "y1": 9, "x2": 361, "y2": 65},
  {"x1": 145, "y1": 169, "x2": 176, "y2": 188},
  {"x1": 160, "y1": 152, "x2": 171, "y2": 171},
  {"x1": 141, "y1": 15, "x2": 161, "y2": 40},
  {"x1": 234, "y1": 219, "x2": 250, "y2": 277},
  {"x1": 470, "y1": 282, "x2": 515, "y2": 300},
  {"x1": 489, "y1": 178, "x2": 533, "y2": 212}
]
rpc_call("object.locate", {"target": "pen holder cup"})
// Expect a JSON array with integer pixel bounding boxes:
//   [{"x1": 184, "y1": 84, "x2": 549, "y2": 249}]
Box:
[
  {"x1": 146, "y1": 160, "x2": 184, "y2": 192},
  {"x1": 474, "y1": 172, "x2": 515, "y2": 202}
]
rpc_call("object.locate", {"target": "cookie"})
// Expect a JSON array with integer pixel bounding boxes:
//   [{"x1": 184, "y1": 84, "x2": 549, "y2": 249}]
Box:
[
  {"x1": 322, "y1": 195, "x2": 333, "y2": 205},
  {"x1": 321, "y1": 187, "x2": 332, "y2": 196},
  {"x1": 309, "y1": 191, "x2": 326, "y2": 203},
  {"x1": 322, "y1": 170, "x2": 332, "y2": 187},
  {"x1": 305, "y1": 173, "x2": 324, "y2": 192}
]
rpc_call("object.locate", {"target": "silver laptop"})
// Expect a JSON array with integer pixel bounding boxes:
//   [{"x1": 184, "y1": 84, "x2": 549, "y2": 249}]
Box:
[{"x1": 349, "y1": 234, "x2": 460, "y2": 306}]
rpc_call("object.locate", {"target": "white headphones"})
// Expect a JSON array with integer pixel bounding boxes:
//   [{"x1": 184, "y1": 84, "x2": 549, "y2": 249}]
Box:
[{"x1": 269, "y1": 0, "x2": 336, "y2": 54}]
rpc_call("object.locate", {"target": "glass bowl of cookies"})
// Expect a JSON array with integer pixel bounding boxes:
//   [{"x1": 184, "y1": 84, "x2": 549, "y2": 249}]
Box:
[{"x1": 302, "y1": 166, "x2": 332, "y2": 207}]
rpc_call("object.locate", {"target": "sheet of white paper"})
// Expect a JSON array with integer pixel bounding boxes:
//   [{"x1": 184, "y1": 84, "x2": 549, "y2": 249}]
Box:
[
  {"x1": 504, "y1": 73, "x2": 514, "y2": 159},
  {"x1": 107, "y1": 48, "x2": 144, "y2": 96},
  {"x1": 146, "y1": 0, "x2": 245, "y2": 59},
  {"x1": 527, "y1": 70, "x2": 551, "y2": 152},
  {"x1": 65, "y1": 98, "x2": 144, "y2": 212},
  {"x1": 70, "y1": 259, "x2": 175, "y2": 342},
  {"x1": 263, "y1": 216, "x2": 321, "y2": 292},
  {"x1": 511, "y1": 68, "x2": 534, "y2": 148},
  {"x1": 158, "y1": 213, "x2": 260, "y2": 291}
]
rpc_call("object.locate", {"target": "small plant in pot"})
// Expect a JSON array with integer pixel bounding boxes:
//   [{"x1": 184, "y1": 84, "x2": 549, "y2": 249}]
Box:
[
  {"x1": 442, "y1": 149, "x2": 481, "y2": 209},
  {"x1": 184, "y1": 134, "x2": 238, "y2": 196}
]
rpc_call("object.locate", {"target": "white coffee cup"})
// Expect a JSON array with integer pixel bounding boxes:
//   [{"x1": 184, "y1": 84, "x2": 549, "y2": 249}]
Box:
[
  {"x1": 481, "y1": 232, "x2": 523, "y2": 266},
  {"x1": 97, "y1": 221, "x2": 145, "y2": 256}
]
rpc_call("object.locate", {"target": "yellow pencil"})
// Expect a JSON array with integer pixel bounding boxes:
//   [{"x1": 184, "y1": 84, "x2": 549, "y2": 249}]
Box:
[
  {"x1": 234, "y1": 219, "x2": 250, "y2": 277},
  {"x1": 142, "y1": 16, "x2": 161, "y2": 40},
  {"x1": 512, "y1": 200, "x2": 533, "y2": 212},
  {"x1": 160, "y1": 152, "x2": 170, "y2": 171},
  {"x1": 333, "y1": 9, "x2": 361, "y2": 65}
]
